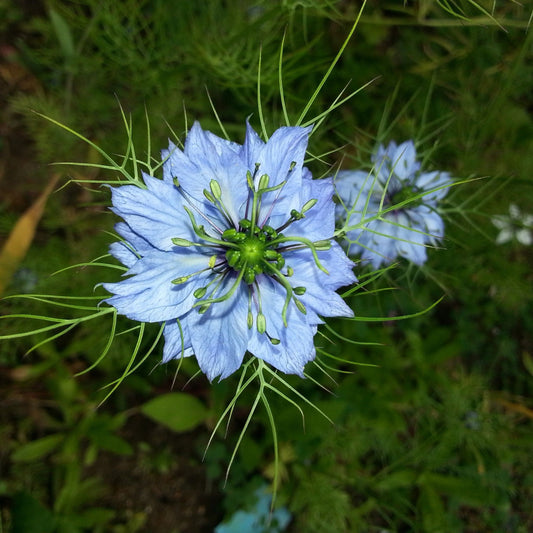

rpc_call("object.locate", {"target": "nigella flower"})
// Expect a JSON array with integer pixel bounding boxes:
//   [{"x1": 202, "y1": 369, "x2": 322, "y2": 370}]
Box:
[
  {"x1": 334, "y1": 140, "x2": 451, "y2": 268},
  {"x1": 491, "y1": 203, "x2": 533, "y2": 245},
  {"x1": 103, "y1": 122, "x2": 356, "y2": 381},
  {"x1": 215, "y1": 485, "x2": 291, "y2": 533}
]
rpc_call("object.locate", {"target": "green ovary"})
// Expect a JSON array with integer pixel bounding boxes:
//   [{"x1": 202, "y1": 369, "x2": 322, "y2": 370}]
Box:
[
  {"x1": 240, "y1": 237, "x2": 265, "y2": 264},
  {"x1": 391, "y1": 186, "x2": 422, "y2": 208}
]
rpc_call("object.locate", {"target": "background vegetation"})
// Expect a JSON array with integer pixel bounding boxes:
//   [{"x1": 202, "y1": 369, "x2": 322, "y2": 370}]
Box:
[{"x1": 1, "y1": 1, "x2": 532, "y2": 532}]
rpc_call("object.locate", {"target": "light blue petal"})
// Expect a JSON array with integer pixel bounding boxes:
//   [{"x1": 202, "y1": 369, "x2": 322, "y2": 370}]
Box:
[
  {"x1": 161, "y1": 140, "x2": 198, "y2": 185},
  {"x1": 184, "y1": 121, "x2": 241, "y2": 159},
  {"x1": 361, "y1": 219, "x2": 399, "y2": 267},
  {"x1": 109, "y1": 241, "x2": 140, "y2": 268},
  {"x1": 187, "y1": 277, "x2": 249, "y2": 381},
  {"x1": 254, "y1": 126, "x2": 312, "y2": 228},
  {"x1": 110, "y1": 175, "x2": 198, "y2": 251},
  {"x1": 416, "y1": 170, "x2": 451, "y2": 201},
  {"x1": 114, "y1": 221, "x2": 153, "y2": 255},
  {"x1": 248, "y1": 276, "x2": 315, "y2": 376},
  {"x1": 177, "y1": 122, "x2": 249, "y2": 226},
  {"x1": 334, "y1": 170, "x2": 373, "y2": 217},
  {"x1": 103, "y1": 249, "x2": 211, "y2": 322},
  {"x1": 396, "y1": 230, "x2": 428, "y2": 265},
  {"x1": 287, "y1": 176, "x2": 335, "y2": 241},
  {"x1": 284, "y1": 246, "x2": 355, "y2": 320},
  {"x1": 162, "y1": 320, "x2": 194, "y2": 363},
  {"x1": 108, "y1": 222, "x2": 155, "y2": 268},
  {"x1": 214, "y1": 511, "x2": 258, "y2": 533},
  {"x1": 240, "y1": 121, "x2": 266, "y2": 169},
  {"x1": 388, "y1": 140, "x2": 420, "y2": 181}
]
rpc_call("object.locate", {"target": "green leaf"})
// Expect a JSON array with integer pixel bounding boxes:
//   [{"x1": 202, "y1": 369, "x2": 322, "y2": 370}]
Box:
[
  {"x1": 10, "y1": 492, "x2": 56, "y2": 533},
  {"x1": 11, "y1": 434, "x2": 64, "y2": 462},
  {"x1": 375, "y1": 469, "x2": 418, "y2": 492},
  {"x1": 417, "y1": 485, "x2": 447, "y2": 532},
  {"x1": 48, "y1": 8, "x2": 75, "y2": 59},
  {"x1": 93, "y1": 433, "x2": 134, "y2": 456},
  {"x1": 140, "y1": 393, "x2": 209, "y2": 433}
]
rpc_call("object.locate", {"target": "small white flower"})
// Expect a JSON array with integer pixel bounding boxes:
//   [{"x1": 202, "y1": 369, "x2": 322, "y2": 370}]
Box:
[{"x1": 492, "y1": 204, "x2": 533, "y2": 246}]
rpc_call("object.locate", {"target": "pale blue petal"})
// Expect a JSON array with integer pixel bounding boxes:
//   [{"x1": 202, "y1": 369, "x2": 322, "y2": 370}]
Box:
[
  {"x1": 288, "y1": 177, "x2": 335, "y2": 241},
  {"x1": 110, "y1": 175, "x2": 198, "y2": 251},
  {"x1": 249, "y1": 276, "x2": 315, "y2": 376},
  {"x1": 103, "y1": 249, "x2": 211, "y2": 322},
  {"x1": 162, "y1": 320, "x2": 194, "y2": 363},
  {"x1": 114, "y1": 222, "x2": 153, "y2": 255},
  {"x1": 161, "y1": 140, "x2": 198, "y2": 185},
  {"x1": 388, "y1": 140, "x2": 420, "y2": 181},
  {"x1": 285, "y1": 246, "x2": 355, "y2": 320},
  {"x1": 109, "y1": 241, "x2": 140, "y2": 268},
  {"x1": 179, "y1": 122, "x2": 248, "y2": 225},
  {"x1": 334, "y1": 170, "x2": 372, "y2": 216},
  {"x1": 187, "y1": 278, "x2": 249, "y2": 381},
  {"x1": 416, "y1": 170, "x2": 451, "y2": 202},
  {"x1": 108, "y1": 222, "x2": 154, "y2": 268},
  {"x1": 254, "y1": 126, "x2": 312, "y2": 228},
  {"x1": 240, "y1": 121, "x2": 266, "y2": 169}
]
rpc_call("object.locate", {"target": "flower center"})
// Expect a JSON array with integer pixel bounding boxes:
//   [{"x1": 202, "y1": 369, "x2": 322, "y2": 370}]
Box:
[
  {"x1": 240, "y1": 236, "x2": 265, "y2": 262},
  {"x1": 223, "y1": 219, "x2": 284, "y2": 284},
  {"x1": 390, "y1": 185, "x2": 422, "y2": 208}
]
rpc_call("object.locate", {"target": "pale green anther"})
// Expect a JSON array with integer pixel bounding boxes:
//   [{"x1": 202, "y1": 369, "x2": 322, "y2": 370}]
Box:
[
  {"x1": 172, "y1": 275, "x2": 190, "y2": 285},
  {"x1": 294, "y1": 299, "x2": 307, "y2": 315},
  {"x1": 290, "y1": 209, "x2": 304, "y2": 220},
  {"x1": 257, "y1": 313, "x2": 267, "y2": 334},
  {"x1": 208, "y1": 255, "x2": 217, "y2": 269},
  {"x1": 193, "y1": 287, "x2": 207, "y2": 298},
  {"x1": 247, "y1": 311, "x2": 254, "y2": 329},
  {"x1": 301, "y1": 198, "x2": 317, "y2": 213},
  {"x1": 314, "y1": 240, "x2": 332, "y2": 250},
  {"x1": 171, "y1": 237, "x2": 193, "y2": 247},
  {"x1": 198, "y1": 303, "x2": 211, "y2": 314},
  {"x1": 286, "y1": 266, "x2": 294, "y2": 277},
  {"x1": 294, "y1": 286, "x2": 306, "y2": 295},
  {"x1": 246, "y1": 170, "x2": 254, "y2": 190},
  {"x1": 226, "y1": 249, "x2": 241, "y2": 268},
  {"x1": 222, "y1": 228, "x2": 238, "y2": 241},
  {"x1": 239, "y1": 219, "x2": 252, "y2": 230},
  {"x1": 203, "y1": 189, "x2": 216, "y2": 203},
  {"x1": 289, "y1": 161, "x2": 297, "y2": 171},
  {"x1": 263, "y1": 225, "x2": 277, "y2": 238},
  {"x1": 173, "y1": 177, "x2": 180, "y2": 187},
  {"x1": 244, "y1": 266, "x2": 256, "y2": 284},
  {"x1": 264, "y1": 249, "x2": 279, "y2": 261},
  {"x1": 258, "y1": 173, "x2": 269, "y2": 191},
  {"x1": 270, "y1": 337, "x2": 281, "y2": 345},
  {"x1": 210, "y1": 179, "x2": 222, "y2": 200}
]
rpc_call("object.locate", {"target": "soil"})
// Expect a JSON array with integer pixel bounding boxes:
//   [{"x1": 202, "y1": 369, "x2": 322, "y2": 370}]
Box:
[{"x1": 87, "y1": 414, "x2": 224, "y2": 533}]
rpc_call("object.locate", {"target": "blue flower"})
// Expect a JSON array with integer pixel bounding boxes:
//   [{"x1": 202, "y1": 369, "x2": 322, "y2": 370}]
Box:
[
  {"x1": 214, "y1": 486, "x2": 291, "y2": 533},
  {"x1": 334, "y1": 140, "x2": 451, "y2": 268},
  {"x1": 103, "y1": 122, "x2": 356, "y2": 381}
]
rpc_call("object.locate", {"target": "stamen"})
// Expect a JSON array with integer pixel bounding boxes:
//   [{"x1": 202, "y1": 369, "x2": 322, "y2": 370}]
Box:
[
  {"x1": 175, "y1": 185, "x2": 226, "y2": 235},
  {"x1": 269, "y1": 235, "x2": 329, "y2": 274},
  {"x1": 183, "y1": 207, "x2": 239, "y2": 249},
  {"x1": 258, "y1": 161, "x2": 297, "y2": 227},
  {"x1": 192, "y1": 269, "x2": 245, "y2": 308}
]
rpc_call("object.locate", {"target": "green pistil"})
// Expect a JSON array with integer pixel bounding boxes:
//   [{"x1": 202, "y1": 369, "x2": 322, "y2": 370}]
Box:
[
  {"x1": 223, "y1": 220, "x2": 283, "y2": 285},
  {"x1": 390, "y1": 185, "x2": 422, "y2": 208}
]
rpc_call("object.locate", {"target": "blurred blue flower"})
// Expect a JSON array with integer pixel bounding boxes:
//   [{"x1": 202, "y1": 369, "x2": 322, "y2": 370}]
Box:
[
  {"x1": 215, "y1": 486, "x2": 291, "y2": 533},
  {"x1": 491, "y1": 203, "x2": 533, "y2": 245},
  {"x1": 103, "y1": 122, "x2": 355, "y2": 381},
  {"x1": 334, "y1": 140, "x2": 451, "y2": 268}
]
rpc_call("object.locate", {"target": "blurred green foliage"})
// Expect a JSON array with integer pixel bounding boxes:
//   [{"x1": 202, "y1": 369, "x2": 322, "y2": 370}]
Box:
[{"x1": 1, "y1": 0, "x2": 532, "y2": 532}]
